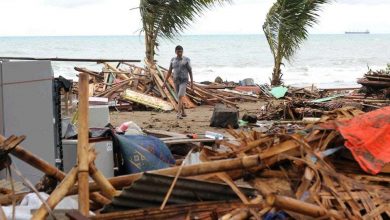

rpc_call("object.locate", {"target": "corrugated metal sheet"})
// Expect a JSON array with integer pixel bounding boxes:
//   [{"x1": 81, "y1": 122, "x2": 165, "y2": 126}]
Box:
[{"x1": 102, "y1": 173, "x2": 256, "y2": 213}]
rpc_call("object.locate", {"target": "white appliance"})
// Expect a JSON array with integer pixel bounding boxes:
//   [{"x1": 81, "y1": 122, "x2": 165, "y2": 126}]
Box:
[{"x1": 62, "y1": 140, "x2": 114, "y2": 178}]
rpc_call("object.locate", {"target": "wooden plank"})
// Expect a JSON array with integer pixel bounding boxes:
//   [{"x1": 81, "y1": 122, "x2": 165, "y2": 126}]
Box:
[
  {"x1": 104, "y1": 62, "x2": 130, "y2": 80},
  {"x1": 95, "y1": 79, "x2": 131, "y2": 97},
  {"x1": 121, "y1": 89, "x2": 174, "y2": 111},
  {"x1": 144, "y1": 129, "x2": 187, "y2": 138},
  {"x1": 74, "y1": 67, "x2": 104, "y2": 79},
  {"x1": 164, "y1": 138, "x2": 215, "y2": 145},
  {"x1": 151, "y1": 69, "x2": 178, "y2": 110},
  {"x1": 131, "y1": 68, "x2": 142, "y2": 90},
  {"x1": 152, "y1": 77, "x2": 167, "y2": 99},
  {"x1": 191, "y1": 85, "x2": 237, "y2": 107}
]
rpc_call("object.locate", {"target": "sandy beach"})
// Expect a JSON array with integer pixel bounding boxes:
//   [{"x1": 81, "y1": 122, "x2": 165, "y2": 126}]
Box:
[{"x1": 111, "y1": 101, "x2": 263, "y2": 135}]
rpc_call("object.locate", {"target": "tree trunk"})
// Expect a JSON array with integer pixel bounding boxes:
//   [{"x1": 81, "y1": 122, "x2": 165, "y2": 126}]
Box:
[
  {"x1": 145, "y1": 32, "x2": 154, "y2": 63},
  {"x1": 271, "y1": 56, "x2": 283, "y2": 86}
]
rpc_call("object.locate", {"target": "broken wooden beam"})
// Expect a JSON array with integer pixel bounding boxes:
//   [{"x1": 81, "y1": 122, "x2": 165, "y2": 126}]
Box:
[{"x1": 266, "y1": 194, "x2": 345, "y2": 219}]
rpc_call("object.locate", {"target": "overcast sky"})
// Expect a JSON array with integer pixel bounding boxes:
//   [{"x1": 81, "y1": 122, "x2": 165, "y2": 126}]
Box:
[{"x1": 1, "y1": 0, "x2": 390, "y2": 36}]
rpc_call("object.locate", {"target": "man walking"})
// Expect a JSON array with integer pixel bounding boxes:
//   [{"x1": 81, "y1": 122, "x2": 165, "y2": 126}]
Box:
[{"x1": 163, "y1": 45, "x2": 194, "y2": 119}]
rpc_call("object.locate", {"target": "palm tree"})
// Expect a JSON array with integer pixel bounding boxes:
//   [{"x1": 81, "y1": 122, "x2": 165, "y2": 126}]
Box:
[
  {"x1": 263, "y1": 0, "x2": 330, "y2": 86},
  {"x1": 140, "y1": 0, "x2": 231, "y2": 63}
]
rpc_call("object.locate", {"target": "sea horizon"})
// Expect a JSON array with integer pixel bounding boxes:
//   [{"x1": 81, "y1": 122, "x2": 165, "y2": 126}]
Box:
[{"x1": 1, "y1": 34, "x2": 389, "y2": 89}]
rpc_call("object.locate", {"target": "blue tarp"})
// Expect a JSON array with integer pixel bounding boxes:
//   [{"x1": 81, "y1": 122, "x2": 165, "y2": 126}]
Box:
[{"x1": 115, "y1": 134, "x2": 175, "y2": 174}]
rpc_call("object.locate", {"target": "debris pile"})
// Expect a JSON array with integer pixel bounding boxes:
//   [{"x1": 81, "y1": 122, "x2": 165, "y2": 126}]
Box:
[
  {"x1": 2, "y1": 106, "x2": 389, "y2": 219},
  {"x1": 1, "y1": 62, "x2": 390, "y2": 219},
  {"x1": 95, "y1": 106, "x2": 390, "y2": 219},
  {"x1": 357, "y1": 67, "x2": 390, "y2": 100},
  {"x1": 257, "y1": 70, "x2": 390, "y2": 121},
  {"x1": 73, "y1": 62, "x2": 258, "y2": 112}
]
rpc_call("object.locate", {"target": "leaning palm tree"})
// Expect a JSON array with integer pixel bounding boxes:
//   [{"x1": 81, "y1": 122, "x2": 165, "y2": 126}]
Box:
[
  {"x1": 140, "y1": 0, "x2": 231, "y2": 63},
  {"x1": 263, "y1": 0, "x2": 330, "y2": 86}
]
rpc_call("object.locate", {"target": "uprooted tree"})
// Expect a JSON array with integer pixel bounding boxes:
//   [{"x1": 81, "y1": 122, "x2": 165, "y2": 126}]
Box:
[
  {"x1": 139, "y1": 0, "x2": 231, "y2": 64},
  {"x1": 263, "y1": 0, "x2": 330, "y2": 86}
]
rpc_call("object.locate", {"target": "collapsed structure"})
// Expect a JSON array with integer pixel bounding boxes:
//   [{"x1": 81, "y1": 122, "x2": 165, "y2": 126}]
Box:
[{"x1": 0, "y1": 61, "x2": 389, "y2": 220}]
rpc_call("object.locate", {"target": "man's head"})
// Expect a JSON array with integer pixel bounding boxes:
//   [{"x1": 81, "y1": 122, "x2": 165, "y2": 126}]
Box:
[{"x1": 175, "y1": 45, "x2": 183, "y2": 58}]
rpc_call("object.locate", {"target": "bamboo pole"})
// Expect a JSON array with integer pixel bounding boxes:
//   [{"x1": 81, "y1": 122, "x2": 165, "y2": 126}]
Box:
[
  {"x1": 32, "y1": 167, "x2": 78, "y2": 220},
  {"x1": 0, "y1": 192, "x2": 27, "y2": 206},
  {"x1": 89, "y1": 163, "x2": 119, "y2": 199},
  {"x1": 0, "y1": 135, "x2": 66, "y2": 180},
  {"x1": 90, "y1": 192, "x2": 111, "y2": 206},
  {"x1": 266, "y1": 194, "x2": 345, "y2": 219},
  {"x1": 0, "y1": 135, "x2": 112, "y2": 207},
  {"x1": 68, "y1": 155, "x2": 262, "y2": 194},
  {"x1": 77, "y1": 73, "x2": 90, "y2": 216}
]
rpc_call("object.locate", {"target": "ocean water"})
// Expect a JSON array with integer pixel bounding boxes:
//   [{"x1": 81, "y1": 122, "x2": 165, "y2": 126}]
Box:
[{"x1": 0, "y1": 34, "x2": 389, "y2": 88}]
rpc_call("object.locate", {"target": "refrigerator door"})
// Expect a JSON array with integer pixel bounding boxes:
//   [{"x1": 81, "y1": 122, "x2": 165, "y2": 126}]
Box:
[
  {"x1": 0, "y1": 63, "x2": 3, "y2": 135},
  {"x1": 0, "y1": 61, "x2": 56, "y2": 184}
]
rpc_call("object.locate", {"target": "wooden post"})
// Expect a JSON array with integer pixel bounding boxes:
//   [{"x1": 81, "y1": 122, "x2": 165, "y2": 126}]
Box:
[{"x1": 77, "y1": 73, "x2": 90, "y2": 215}]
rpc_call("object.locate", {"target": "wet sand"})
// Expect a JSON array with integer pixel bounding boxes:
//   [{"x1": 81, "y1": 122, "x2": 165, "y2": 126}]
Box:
[{"x1": 110, "y1": 101, "x2": 263, "y2": 136}]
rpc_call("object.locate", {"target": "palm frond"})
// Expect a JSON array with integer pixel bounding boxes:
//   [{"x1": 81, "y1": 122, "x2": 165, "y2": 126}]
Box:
[
  {"x1": 140, "y1": 0, "x2": 231, "y2": 40},
  {"x1": 263, "y1": 0, "x2": 330, "y2": 62}
]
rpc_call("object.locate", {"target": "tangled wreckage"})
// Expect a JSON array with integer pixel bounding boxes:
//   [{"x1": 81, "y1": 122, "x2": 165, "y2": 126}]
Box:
[{"x1": 0, "y1": 59, "x2": 389, "y2": 220}]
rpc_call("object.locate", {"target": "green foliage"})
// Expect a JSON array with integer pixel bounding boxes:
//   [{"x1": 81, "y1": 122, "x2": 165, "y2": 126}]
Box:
[
  {"x1": 140, "y1": 0, "x2": 231, "y2": 61},
  {"x1": 263, "y1": 0, "x2": 329, "y2": 62},
  {"x1": 263, "y1": 0, "x2": 330, "y2": 85}
]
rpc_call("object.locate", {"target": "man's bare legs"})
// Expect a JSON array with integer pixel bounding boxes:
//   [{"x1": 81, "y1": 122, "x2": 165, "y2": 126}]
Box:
[
  {"x1": 181, "y1": 97, "x2": 186, "y2": 117},
  {"x1": 177, "y1": 96, "x2": 183, "y2": 119}
]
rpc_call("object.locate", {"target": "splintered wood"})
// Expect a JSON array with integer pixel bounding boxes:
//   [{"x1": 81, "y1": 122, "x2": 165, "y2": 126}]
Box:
[
  {"x1": 201, "y1": 110, "x2": 390, "y2": 220},
  {"x1": 72, "y1": 62, "x2": 257, "y2": 112},
  {"x1": 1, "y1": 112, "x2": 389, "y2": 219},
  {"x1": 86, "y1": 107, "x2": 389, "y2": 219}
]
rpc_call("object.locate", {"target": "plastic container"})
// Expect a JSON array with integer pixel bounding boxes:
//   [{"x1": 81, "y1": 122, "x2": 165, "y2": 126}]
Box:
[
  {"x1": 116, "y1": 121, "x2": 144, "y2": 135},
  {"x1": 205, "y1": 131, "x2": 224, "y2": 140}
]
